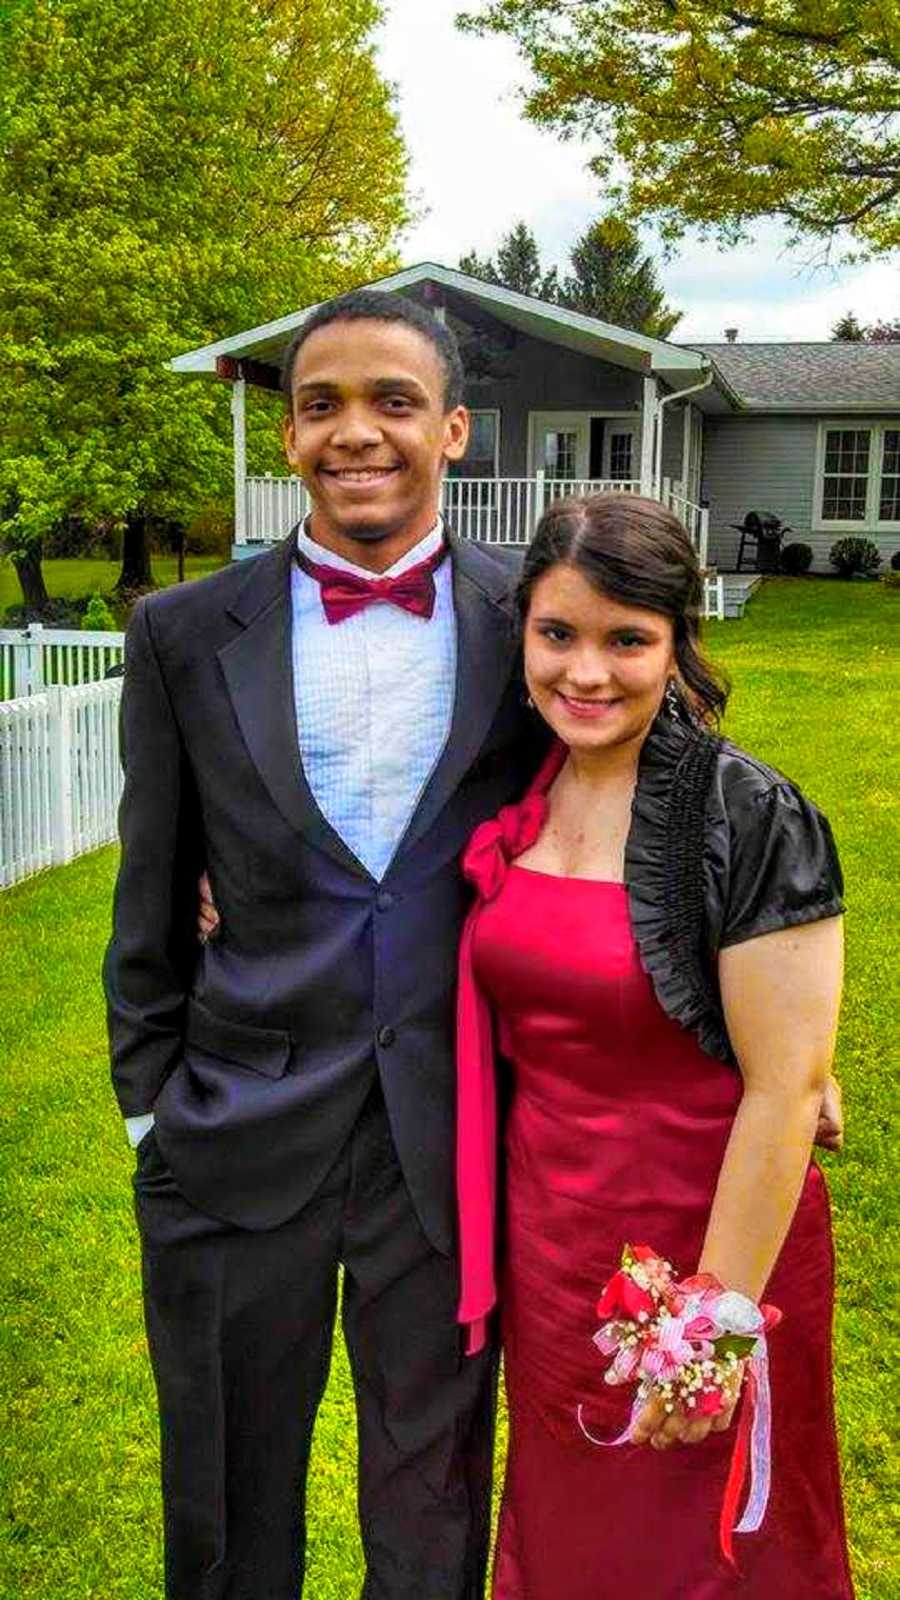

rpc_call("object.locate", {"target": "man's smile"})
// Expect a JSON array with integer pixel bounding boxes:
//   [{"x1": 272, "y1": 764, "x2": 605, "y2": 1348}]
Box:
[{"x1": 320, "y1": 465, "x2": 403, "y2": 484}]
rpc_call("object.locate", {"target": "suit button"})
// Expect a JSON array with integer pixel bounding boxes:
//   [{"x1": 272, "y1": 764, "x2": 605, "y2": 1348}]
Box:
[
  {"x1": 376, "y1": 891, "x2": 395, "y2": 912},
  {"x1": 376, "y1": 1025, "x2": 396, "y2": 1048}
]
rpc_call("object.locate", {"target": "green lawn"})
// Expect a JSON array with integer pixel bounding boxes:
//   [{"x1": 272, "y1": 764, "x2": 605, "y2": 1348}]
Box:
[
  {"x1": 1, "y1": 578, "x2": 897, "y2": 1598},
  {"x1": 0, "y1": 555, "x2": 227, "y2": 619}
]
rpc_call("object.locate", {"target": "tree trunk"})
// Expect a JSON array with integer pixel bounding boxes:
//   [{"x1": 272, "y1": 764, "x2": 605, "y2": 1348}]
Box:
[
  {"x1": 115, "y1": 509, "x2": 156, "y2": 593},
  {"x1": 12, "y1": 542, "x2": 51, "y2": 614}
]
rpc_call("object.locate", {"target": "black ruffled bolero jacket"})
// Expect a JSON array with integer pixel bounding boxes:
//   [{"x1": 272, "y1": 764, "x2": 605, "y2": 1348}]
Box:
[{"x1": 625, "y1": 707, "x2": 844, "y2": 1065}]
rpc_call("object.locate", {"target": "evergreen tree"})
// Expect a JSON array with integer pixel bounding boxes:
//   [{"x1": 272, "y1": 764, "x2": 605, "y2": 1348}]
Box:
[
  {"x1": 458, "y1": 250, "x2": 500, "y2": 285},
  {"x1": 831, "y1": 312, "x2": 900, "y2": 342},
  {"x1": 0, "y1": 0, "x2": 410, "y2": 610},
  {"x1": 832, "y1": 312, "x2": 865, "y2": 342},
  {"x1": 495, "y1": 223, "x2": 544, "y2": 298},
  {"x1": 558, "y1": 217, "x2": 680, "y2": 338},
  {"x1": 460, "y1": 222, "x2": 558, "y2": 300}
]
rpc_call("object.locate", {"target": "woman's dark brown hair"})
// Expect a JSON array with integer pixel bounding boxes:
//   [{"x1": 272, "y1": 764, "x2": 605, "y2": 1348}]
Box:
[{"x1": 518, "y1": 492, "x2": 730, "y2": 725}]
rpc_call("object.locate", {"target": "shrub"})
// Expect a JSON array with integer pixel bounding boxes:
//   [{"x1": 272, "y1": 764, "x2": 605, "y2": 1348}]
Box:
[
  {"x1": 779, "y1": 542, "x2": 813, "y2": 575},
  {"x1": 880, "y1": 570, "x2": 900, "y2": 591},
  {"x1": 185, "y1": 500, "x2": 233, "y2": 558},
  {"x1": 890, "y1": 551, "x2": 900, "y2": 571},
  {"x1": 829, "y1": 537, "x2": 881, "y2": 578},
  {"x1": 4, "y1": 597, "x2": 83, "y2": 627},
  {"x1": 81, "y1": 592, "x2": 119, "y2": 632}
]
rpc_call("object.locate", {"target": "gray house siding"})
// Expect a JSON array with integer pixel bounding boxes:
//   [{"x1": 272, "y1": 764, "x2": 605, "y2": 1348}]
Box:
[
  {"x1": 461, "y1": 332, "x2": 643, "y2": 476},
  {"x1": 704, "y1": 415, "x2": 900, "y2": 571},
  {"x1": 703, "y1": 416, "x2": 818, "y2": 567},
  {"x1": 660, "y1": 403, "x2": 687, "y2": 487}
]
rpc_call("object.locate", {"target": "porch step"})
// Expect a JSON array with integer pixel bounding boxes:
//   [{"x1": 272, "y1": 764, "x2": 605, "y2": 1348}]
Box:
[{"x1": 721, "y1": 573, "x2": 763, "y2": 619}]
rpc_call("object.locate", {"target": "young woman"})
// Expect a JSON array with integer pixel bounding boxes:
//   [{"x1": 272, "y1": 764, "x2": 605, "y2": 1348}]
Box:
[{"x1": 456, "y1": 494, "x2": 854, "y2": 1598}]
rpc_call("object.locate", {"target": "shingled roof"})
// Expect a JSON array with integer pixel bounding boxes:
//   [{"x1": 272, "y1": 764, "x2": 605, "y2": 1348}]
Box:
[{"x1": 685, "y1": 342, "x2": 900, "y2": 411}]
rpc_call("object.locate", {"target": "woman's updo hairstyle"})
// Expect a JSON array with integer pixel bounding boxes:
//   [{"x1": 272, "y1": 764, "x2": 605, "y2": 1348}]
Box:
[{"x1": 517, "y1": 492, "x2": 729, "y2": 726}]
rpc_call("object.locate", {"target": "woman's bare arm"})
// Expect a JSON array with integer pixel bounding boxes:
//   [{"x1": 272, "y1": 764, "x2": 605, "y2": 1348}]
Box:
[{"x1": 633, "y1": 915, "x2": 844, "y2": 1448}]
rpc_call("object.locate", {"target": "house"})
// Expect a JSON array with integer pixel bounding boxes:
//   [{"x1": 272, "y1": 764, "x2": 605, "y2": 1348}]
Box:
[{"x1": 171, "y1": 263, "x2": 900, "y2": 595}]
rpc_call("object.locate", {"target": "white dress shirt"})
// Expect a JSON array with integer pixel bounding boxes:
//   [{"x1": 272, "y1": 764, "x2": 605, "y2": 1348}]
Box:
[{"x1": 292, "y1": 517, "x2": 457, "y2": 879}]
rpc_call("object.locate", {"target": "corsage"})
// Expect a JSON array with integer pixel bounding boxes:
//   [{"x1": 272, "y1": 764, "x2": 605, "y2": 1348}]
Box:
[{"x1": 578, "y1": 1244, "x2": 782, "y2": 1569}]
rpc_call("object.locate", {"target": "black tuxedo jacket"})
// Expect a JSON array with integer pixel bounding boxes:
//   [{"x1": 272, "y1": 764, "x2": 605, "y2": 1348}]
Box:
[{"x1": 104, "y1": 529, "x2": 541, "y2": 1249}]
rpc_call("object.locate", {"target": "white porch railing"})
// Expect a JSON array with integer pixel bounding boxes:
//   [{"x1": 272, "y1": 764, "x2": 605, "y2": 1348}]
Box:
[
  {"x1": 440, "y1": 475, "x2": 643, "y2": 544},
  {"x1": 244, "y1": 472, "x2": 710, "y2": 569},
  {"x1": 246, "y1": 475, "x2": 310, "y2": 542},
  {"x1": 0, "y1": 678, "x2": 123, "y2": 888},
  {"x1": 703, "y1": 573, "x2": 725, "y2": 623},
  {"x1": 0, "y1": 624, "x2": 125, "y2": 701},
  {"x1": 245, "y1": 473, "x2": 649, "y2": 548},
  {"x1": 661, "y1": 478, "x2": 710, "y2": 569}
]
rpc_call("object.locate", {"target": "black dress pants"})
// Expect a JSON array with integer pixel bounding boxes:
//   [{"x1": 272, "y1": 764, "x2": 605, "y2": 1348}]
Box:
[{"x1": 134, "y1": 1086, "x2": 496, "y2": 1600}]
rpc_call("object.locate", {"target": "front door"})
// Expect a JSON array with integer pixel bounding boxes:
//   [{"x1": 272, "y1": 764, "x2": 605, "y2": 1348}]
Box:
[{"x1": 529, "y1": 413, "x2": 592, "y2": 482}]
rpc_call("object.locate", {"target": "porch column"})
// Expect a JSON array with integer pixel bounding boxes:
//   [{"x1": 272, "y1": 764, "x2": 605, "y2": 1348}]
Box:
[
  {"x1": 231, "y1": 377, "x2": 247, "y2": 543},
  {"x1": 640, "y1": 377, "x2": 658, "y2": 496},
  {"x1": 682, "y1": 402, "x2": 693, "y2": 494}
]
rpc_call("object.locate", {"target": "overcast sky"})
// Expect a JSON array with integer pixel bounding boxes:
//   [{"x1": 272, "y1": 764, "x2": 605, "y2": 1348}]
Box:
[{"x1": 376, "y1": 0, "x2": 897, "y2": 342}]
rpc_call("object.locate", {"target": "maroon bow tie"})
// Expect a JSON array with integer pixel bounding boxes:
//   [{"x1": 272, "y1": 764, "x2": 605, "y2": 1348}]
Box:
[{"x1": 296, "y1": 543, "x2": 448, "y2": 624}]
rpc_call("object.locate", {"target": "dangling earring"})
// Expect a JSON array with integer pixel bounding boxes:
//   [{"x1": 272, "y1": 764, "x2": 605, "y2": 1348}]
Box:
[
  {"x1": 664, "y1": 678, "x2": 681, "y2": 718},
  {"x1": 523, "y1": 690, "x2": 535, "y2": 709}
]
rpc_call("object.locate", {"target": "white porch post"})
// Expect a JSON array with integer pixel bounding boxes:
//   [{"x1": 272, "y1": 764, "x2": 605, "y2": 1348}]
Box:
[
  {"x1": 699, "y1": 506, "x2": 710, "y2": 569},
  {"x1": 640, "y1": 377, "x2": 658, "y2": 496},
  {"x1": 231, "y1": 377, "x2": 247, "y2": 544},
  {"x1": 682, "y1": 402, "x2": 692, "y2": 495}
]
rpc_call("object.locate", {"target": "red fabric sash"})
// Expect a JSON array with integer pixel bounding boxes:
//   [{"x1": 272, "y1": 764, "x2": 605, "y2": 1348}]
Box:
[{"x1": 456, "y1": 739, "x2": 566, "y2": 1353}]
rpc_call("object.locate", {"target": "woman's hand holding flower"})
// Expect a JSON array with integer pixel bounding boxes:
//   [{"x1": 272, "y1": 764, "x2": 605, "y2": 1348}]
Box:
[{"x1": 629, "y1": 1371, "x2": 741, "y2": 1450}]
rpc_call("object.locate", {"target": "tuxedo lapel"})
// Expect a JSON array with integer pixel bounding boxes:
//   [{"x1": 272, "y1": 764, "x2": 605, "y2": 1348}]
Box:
[
  {"x1": 217, "y1": 535, "x2": 369, "y2": 878},
  {"x1": 395, "y1": 533, "x2": 520, "y2": 861}
]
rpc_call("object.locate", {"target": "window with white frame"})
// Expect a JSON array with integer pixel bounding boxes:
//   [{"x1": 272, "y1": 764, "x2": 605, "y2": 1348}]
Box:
[
  {"x1": 815, "y1": 423, "x2": 900, "y2": 529},
  {"x1": 447, "y1": 409, "x2": 499, "y2": 478},
  {"x1": 879, "y1": 429, "x2": 900, "y2": 521}
]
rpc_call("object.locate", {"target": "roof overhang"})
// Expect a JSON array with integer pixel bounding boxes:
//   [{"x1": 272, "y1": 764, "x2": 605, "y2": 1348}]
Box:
[
  {"x1": 170, "y1": 261, "x2": 714, "y2": 390},
  {"x1": 726, "y1": 400, "x2": 900, "y2": 415}
]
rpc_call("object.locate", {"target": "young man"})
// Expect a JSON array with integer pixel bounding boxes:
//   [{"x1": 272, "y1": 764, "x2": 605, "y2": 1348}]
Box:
[{"x1": 104, "y1": 291, "x2": 540, "y2": 1599}]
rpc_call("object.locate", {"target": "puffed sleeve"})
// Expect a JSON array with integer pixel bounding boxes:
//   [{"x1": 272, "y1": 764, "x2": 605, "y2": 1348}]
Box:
[{"x1": 720, "y1": 779, "x2": 844, "y2": 948}]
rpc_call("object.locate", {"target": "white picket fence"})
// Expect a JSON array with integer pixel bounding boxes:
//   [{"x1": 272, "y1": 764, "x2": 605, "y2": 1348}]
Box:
[
  {"x1": 0, "y1": 624, "x2": 125, "y2": 701},
  {"x1": 0, "y1": 678, "x2": 123, "y2": 888}
]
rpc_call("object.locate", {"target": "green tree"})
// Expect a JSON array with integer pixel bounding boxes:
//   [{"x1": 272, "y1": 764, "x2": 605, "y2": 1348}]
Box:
[
  {"x1": 0, "y1": 0, "x2": 409, "y2": 611},
  {"x1": 459, "y1": 0, "x2": 900, "y2": 258},
  {"x1": 832, "y1": 312, "x2": 900, "y2": 341},
  {"x1": 460, "y1": 221, "x2": 559, "y2": 299},
  {"x1": 558, "y1": 217, "x2": 680, "y2": 337},
  {"x1": 495, "y1": 221, "x2": 556, "y2": 299},
  {"x1": 458, "y1": 250, "x2": 501, "y2": 285},
  {"x1": 460, "y1": 215, "x2": 679, "y2": 336},
  {"x1": 831, "y1": 312, "x2": 865, "y2": 342}
]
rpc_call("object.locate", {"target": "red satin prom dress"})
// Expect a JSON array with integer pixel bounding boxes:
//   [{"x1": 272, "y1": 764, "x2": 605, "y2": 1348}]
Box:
[{"x1": 468, "y1": 866, "x2": 854, "y2": 1599}]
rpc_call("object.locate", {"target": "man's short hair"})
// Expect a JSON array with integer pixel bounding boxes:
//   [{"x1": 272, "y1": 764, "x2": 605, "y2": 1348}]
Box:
[{"x1": 280, "y1": 290, "x2": 465, "y2": 412}]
